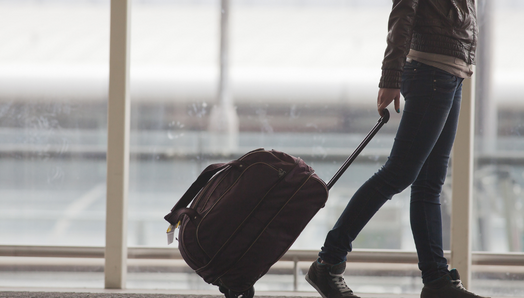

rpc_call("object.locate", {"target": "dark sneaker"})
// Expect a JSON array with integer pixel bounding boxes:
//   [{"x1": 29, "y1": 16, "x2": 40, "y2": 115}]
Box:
[
  {"x1": 305, "y1": 259, "x2": 360, "y2": 298},
  {"x1": 421, "y1": 269, "x2": 490, "y2": 298}
]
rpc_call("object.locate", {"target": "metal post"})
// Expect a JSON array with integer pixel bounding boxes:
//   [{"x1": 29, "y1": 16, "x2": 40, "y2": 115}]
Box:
[
  {"x1": 105, "y1": 0, "x2": 131, "y2": 289},
  {"x1": 475, "y1": 0, "x2": 496, "y2": 153},
  {"x1": 218, "y1": 0, "x2": 231, "y2": 109},
  {"x1": 451, "y1": 75, "x2": 475, "y2": 288},
  {"x1": 293, "y1": 257, "x2": 299, "y2": 291},
  {"x1": 208, "y1": 0, "x2": 239, "y2": 155}
]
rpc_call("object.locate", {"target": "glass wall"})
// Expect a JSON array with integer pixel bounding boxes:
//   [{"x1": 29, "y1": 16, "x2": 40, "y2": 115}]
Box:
[
  {"x1": 0, "y1": 0, "x2": 110, "y2": 246},
  {"x1": 472, "y1": 0, "x2": 524, "y2": 254},
  {"x1": 127, "y1": 0, "x2": 403, "y2": 250},
  {"x1": 1, "y1": 0, "x2": 523, "y2": 296},
  {"x1": 471, "y1": 1, "x2": 524, "y2": 296},
  {"x1": 127, "y1": 0, "x2": 220, "y2": 247}
]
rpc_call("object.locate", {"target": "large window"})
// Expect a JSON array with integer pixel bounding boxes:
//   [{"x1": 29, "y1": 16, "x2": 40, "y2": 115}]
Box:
[
  {"x1": 127, "y1": 0, "x2": 401, "y2": 250},
  {"x1": 0, "y1": 0, "x2": 110, "y2": 246},
  {"x1": 472, "y1": 0, "x2": 524, "y2": 254},
  {"x1": 1, "y1": 0, "x2": 523, "y2": 296},
  {"x1": 471, "y1": 2, "x2": 524, "y2": 295}
]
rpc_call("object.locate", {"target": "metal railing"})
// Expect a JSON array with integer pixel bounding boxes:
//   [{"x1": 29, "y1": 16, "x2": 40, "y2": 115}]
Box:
[{"x1": 2, "y1": 245, "x2": 523, "y2": 291}]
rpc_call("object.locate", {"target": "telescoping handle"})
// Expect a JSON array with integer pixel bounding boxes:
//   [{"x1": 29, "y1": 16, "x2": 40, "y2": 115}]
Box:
[{"x1": 326, "y1": 109, "x2": 390, "y2": 190}]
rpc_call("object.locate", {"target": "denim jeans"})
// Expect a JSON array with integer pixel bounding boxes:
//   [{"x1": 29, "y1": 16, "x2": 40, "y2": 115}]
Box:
[{"x1": 319, "y1": 60, "x2": 464, "y2": 284}]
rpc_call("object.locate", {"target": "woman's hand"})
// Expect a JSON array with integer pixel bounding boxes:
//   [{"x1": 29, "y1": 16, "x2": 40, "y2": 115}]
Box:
[{"x1": 377, "y1": 88, "x2": 401, "y2": 117}]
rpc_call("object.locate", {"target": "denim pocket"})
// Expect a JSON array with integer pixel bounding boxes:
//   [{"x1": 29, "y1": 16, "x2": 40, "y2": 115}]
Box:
[
  {"x1": 401, "y1": 61, "x2": 433, "y2": 98},
  {"x1": 432, "y1": 69, "x2": 461, "y2": 94}
]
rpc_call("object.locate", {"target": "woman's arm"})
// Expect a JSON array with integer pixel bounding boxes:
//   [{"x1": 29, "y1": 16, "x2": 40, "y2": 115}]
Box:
[{"x1": 379, "y1": 0, "x2": 419, "y2": 89}]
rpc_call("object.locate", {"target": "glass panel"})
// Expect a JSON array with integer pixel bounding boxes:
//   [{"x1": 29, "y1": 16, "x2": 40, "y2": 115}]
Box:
[
  {"x1": 127, "y1": 0, "x2": 405, "y2": 251},
  {"x1": 471, "y1": 0, "x2": 524, "y2": 295},
  {"x1": 472, "y1": 0, "x2": 524, "y2": 254},
  {"x1": 128, "y1": 0, "x2": 220, "y2": 247},
  {"x1": 0, "y1": 1, "x2": 109, "y2": 246}
]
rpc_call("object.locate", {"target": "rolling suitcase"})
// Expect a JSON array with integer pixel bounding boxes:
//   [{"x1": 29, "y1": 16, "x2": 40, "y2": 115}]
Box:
[{"x1": 164, "y1": 109, "x2": 390, "y2": 298}]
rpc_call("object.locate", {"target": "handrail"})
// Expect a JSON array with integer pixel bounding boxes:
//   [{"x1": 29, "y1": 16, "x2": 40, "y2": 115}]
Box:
[
  {"x1": 2, "y1": 245, "x2": 523, "y2": 292},
  {"x1": 1, "y1": 245, "x2": 523, "y2": 266}
]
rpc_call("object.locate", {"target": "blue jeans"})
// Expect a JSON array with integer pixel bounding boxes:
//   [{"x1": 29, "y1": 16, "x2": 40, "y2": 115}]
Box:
[{"x1": 319, "y1": 60, "x2": 464, "y2": 284}]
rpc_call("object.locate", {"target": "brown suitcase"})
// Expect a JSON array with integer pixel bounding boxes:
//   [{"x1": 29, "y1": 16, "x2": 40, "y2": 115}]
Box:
[{"x1": 164, "y1": 110, "x2": 390, "y2": 298}]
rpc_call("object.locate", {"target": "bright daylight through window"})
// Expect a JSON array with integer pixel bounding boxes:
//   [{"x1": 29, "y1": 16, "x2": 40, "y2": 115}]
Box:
[{"x1": 0, "y1": 0, "x2": 523, "y2": 296}]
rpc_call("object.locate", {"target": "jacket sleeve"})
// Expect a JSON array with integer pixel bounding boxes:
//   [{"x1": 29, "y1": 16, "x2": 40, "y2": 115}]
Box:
[{"x1": 379, "y1": 0, "x2": 419, "y2": 89}]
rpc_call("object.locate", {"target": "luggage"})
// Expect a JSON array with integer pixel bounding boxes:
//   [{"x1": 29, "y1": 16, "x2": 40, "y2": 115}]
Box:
[{"x1": 164, "y1": 109, "x2": 390, "y2": 298}]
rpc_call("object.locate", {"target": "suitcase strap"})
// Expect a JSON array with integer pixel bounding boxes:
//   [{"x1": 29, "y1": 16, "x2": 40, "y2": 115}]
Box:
[{"x1": 164, "y1": 160, "x2": 241, "y2": 225}]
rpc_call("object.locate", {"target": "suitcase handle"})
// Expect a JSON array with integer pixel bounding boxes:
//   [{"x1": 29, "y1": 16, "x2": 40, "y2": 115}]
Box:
[
  {"x1": 164, "y1": 160, "x2": 241, "y2": 225},
  {"x1": 326, "y1": 109, "x2": 390, "y2": 190},
  {"x1": 170, "y1": 207, "x2": 202, "y2": 225}
]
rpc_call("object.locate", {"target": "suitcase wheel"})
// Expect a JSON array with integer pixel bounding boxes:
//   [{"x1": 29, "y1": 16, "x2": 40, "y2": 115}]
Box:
[{"x1": 219, "y1": 285, "x2": 255, "y2": 298}]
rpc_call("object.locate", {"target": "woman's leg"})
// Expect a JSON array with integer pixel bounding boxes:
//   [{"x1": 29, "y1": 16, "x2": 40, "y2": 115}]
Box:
[
  {"x1": 319, "y1": 61, "x2": 463, "y2": 265},
  {"x1": 409, "y1": 72, "x2": 464, "y2": 284}
]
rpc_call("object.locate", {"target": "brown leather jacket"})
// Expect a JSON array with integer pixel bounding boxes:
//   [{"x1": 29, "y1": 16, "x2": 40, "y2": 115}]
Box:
[{"x1": 379, "y1": 0, "x2": 478, "y2": 89}]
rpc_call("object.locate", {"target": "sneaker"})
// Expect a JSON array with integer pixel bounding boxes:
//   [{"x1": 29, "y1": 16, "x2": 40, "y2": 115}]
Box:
[
  {"x1": 305, "y1": 259, "x2": 360, "y2": 298},
  {"x1": 421, "y1": 269, "x2": 490, "y2": 298}
]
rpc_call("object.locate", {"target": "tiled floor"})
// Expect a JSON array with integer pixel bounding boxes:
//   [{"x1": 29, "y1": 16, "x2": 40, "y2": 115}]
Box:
[
  {"x1": 1, "y1": 288, "x2": 523, "y2": 298},
  {"x1": 0, "y1": 288, "x2": 418, "y2": 298}
]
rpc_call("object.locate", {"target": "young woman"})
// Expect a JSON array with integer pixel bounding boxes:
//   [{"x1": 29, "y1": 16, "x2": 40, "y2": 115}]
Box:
[{"x1": 306, "y1": 1, "x2": 487, "y2": 298}]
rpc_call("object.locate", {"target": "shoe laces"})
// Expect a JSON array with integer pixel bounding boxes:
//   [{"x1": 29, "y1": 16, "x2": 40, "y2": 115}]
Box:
[
  {"x1": 329, "y1": 273, "x2": 354, "y2": 295},
  {"x1": 452, "y1": 278, "x2": 479, "y2": 296},
  {"x1": 452, "y1": 278, "x2": 467, "y2": 291}
]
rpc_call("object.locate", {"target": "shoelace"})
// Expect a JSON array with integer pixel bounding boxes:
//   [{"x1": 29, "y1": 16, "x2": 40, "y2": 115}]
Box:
[
  {"x1": 452, "y1": 278, "x2": 480, "y2": 296},
  {"x1": 452, "y1": 278, "x2": 467, "y2": 291},
  {"x1": 330, "y1": 273, "x2": 354, "y2": 294}
]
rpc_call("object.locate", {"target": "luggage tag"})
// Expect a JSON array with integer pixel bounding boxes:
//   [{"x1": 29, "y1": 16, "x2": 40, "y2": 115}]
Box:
[{"x1": 166, "y1": 221, "x2": 181, "y2": 245}]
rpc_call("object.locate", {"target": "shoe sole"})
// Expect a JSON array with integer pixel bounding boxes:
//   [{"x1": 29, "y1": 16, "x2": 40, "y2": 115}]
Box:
[{"x1": 305, "y1": 274, "x2": 329, "y2": 298}]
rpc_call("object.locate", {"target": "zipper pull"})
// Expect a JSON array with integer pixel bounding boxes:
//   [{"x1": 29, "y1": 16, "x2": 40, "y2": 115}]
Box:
[{"x1": 278, "y1": 168, "x2": 286, "y2": 178}]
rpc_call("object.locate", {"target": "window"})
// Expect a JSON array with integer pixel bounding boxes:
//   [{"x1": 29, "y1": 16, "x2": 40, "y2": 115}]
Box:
[
  {"x1": 1, "y1": 0, "x2": 523, "y2": 295},
  {"x1": 472, "y1": 0, "x2": 524, "y2": 254},
  {"x1": 0, "y1": 0, "x2": 110, "y2": 247}
]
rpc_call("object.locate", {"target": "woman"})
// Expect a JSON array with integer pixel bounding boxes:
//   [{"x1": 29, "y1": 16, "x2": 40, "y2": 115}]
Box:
[{"x1": 305, "y1": 1, "x2": 488, "y2": 298}]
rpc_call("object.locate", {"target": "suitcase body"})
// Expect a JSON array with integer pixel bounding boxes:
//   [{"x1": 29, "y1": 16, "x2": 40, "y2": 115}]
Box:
[
  {"x1": 165, "y1": 149, "x2": 328, "y2": 293},
  {"x1": 164, "y1": 109, "x2": 390, "y2": 298}
]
